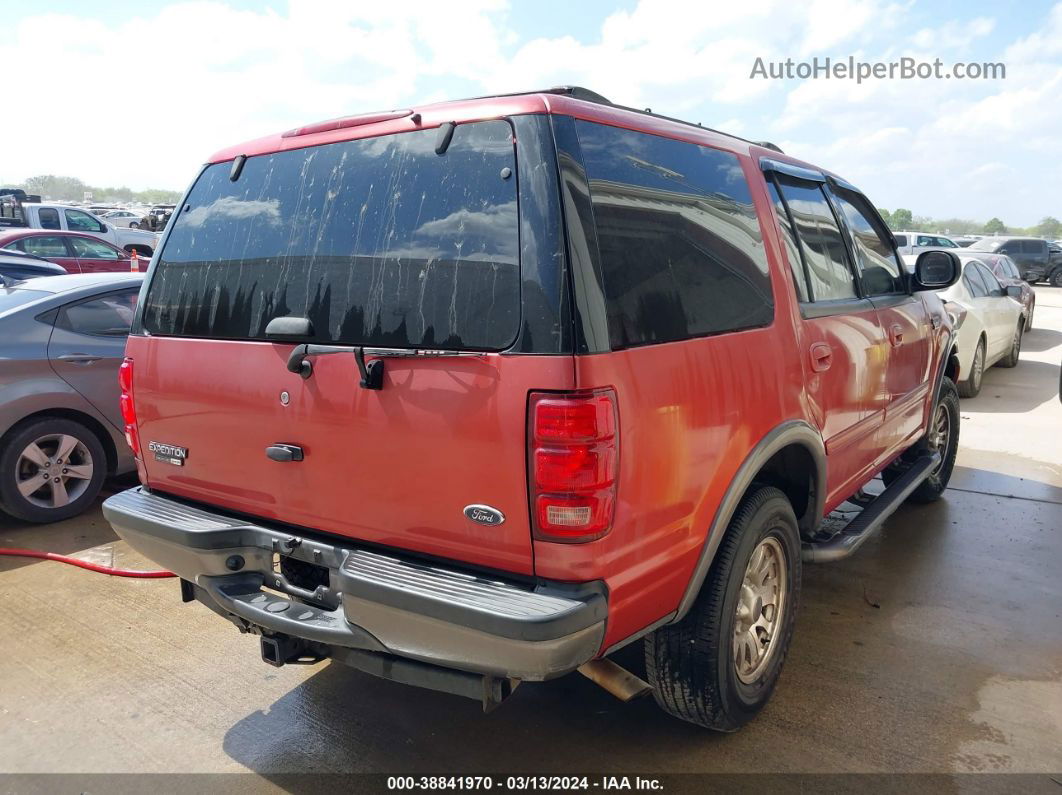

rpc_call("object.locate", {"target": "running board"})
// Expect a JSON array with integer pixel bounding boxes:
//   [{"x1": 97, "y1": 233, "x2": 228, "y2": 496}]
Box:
[{"x1": 802, "y1": 453, "x2": 940, "y2": 563}]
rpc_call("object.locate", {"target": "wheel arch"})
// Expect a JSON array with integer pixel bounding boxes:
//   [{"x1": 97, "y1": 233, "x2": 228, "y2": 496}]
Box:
[
  {"x1": 668, "y1": 420, "x2": 826, "y2": 624},
  {"x1": 0, "y1": 408, "x2": 121, "y2": 476}
]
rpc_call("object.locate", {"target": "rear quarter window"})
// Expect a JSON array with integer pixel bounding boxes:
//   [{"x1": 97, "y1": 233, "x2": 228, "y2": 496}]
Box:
[
  {"x1": 142, "y1": 121, "x2": 519, "y2": 350},
  {"x1": 573, "y1": 120, "x2": 772, "y2": 348}
]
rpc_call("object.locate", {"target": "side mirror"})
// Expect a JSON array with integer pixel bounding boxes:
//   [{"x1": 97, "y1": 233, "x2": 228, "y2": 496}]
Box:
[
  {"x1": 1005, "y1": 285, "x2": 1023, "y2": 299},
  {"x1": 998, "y1": 248, "x2": 1009, "y2": 254},
  {"x1": 912, "y1": 250, "x2": 960, "y2": 290}
]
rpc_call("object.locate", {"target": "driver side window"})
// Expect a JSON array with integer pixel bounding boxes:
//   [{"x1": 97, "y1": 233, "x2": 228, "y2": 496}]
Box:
[
  {"x1": 65, "y1": 209, "x2": 105, "y2": 233},
  {"x1": 832, "y1": 188, "x2": 904, "y2": 295}
]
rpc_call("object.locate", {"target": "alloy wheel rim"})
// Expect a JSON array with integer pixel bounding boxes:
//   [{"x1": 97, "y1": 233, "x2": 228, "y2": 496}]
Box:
[
  {"x1": 972, "y1": 345, "x2": 984, "y2": 388},
  {"x1": 15, "y1": 434, "x2": 94, "y2": 509},
  {"x1": 733, "y1": 536, "x2": 788, "y2": 684},
  {"x1": 928, "y1": 402, "x2": 951, "y2": 477}
]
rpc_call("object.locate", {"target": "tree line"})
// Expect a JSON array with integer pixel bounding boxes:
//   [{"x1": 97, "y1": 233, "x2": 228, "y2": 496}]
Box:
[
  {"x1": 12, "y1": 175, "x2": 181, "y2": 206},
  {"x1": 876, "y1": 207, "x2": 1062, "y2": 239}
]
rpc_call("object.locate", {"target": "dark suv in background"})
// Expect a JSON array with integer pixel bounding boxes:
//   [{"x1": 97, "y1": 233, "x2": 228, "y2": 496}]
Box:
[{"x1": 968, "y1": 236, "x2": 1062, "y2": 285}]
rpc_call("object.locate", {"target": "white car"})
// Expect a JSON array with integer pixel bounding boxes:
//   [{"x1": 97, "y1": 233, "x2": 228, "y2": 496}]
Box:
[
  {"x1": 894, "y1": 232, "x2": 961, "y2": 257},
  {"x1": 3, "y1": 202, "x2": 159, "y2": 255},
  {"x1": 933, "y1": 255, "x2": 1027, "y2": 398},
  {"x1": 100, "y1": 209, "x2": 145, "y2": 229}
]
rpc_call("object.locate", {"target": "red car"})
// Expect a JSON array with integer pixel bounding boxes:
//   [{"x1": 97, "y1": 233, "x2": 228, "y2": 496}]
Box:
[
  {"x1": 0, "y1": 230, "x2": 138, "y2": 274},
  {"x1": 965, "y1": 252, "x2": 1036, "y2": 330},
  {"x1": 101, "y1": 87, "x2": 961, "y2": 730}
]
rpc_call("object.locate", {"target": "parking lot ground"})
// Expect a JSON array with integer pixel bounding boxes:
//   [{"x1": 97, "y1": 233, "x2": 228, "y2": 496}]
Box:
[{"x1": 1, "y1": 289, "x2": 1060, "y2": 779}]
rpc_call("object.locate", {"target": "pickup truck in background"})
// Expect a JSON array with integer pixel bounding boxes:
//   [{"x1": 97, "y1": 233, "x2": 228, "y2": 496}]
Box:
[
  {"x1": 0, "y1": 192, "x2": 159, "y2": 256},
  {"x1": 967, "y1": 236, "x2": 1062, "y2": 286}
]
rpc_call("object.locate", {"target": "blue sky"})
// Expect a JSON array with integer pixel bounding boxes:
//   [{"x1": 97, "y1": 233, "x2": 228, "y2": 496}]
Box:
[{"x1": 2, "y1": 0, "x2": 1059, "y2": 226}]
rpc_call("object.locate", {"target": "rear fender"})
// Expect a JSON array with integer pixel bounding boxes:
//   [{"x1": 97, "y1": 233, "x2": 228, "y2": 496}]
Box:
[{"x1": 669, "y1": 420, "x2": 826, "y2": 624}]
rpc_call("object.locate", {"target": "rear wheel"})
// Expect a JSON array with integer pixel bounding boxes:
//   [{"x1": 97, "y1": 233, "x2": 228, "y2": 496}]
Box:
[
  {"x1": 644, "y1": 486, "x2": 800, "y2": 731},
  {"x1": 999, "y1": 322, "x2": 1022, "y2": 368},
  {"x1": 129, "y1": 221, "x2": 140, "y2": 229},
  {"x1": 1051, "y1": 269, "x2": 1062, "y2": 288},
  {"x1": 0, "y1": 418, "x2": 107, "y2": 523},
  {"x1": 957, "y1": 338, "x2": 985, "y2": 398},
  {"x1": 883, "y1": 377, "x2": 960, "y2": 504}
]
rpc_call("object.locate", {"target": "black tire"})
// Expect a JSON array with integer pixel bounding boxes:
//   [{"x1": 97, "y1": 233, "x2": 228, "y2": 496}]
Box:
[
  {"x1": 999, "y1": 322, "x2": 1022, "y2": 368},
  {"x1": 882, "y1": 377, "x2": 960, "y2": 504},
  {"x1": 957, "y1": 338, "x2": 985, "y2": 398},
  {"x1": 1050, "y1": 269, "x2": 1062, "y2": 288},
  {"x1": 644, "y1": 486, "x2": 800, "y2": 731},
  {"x1": 0, "y1": 417, "x2": 107, "y2": 523},
  {"x1": 129, "y1": 222, "x2": 139, "y2": 229}
]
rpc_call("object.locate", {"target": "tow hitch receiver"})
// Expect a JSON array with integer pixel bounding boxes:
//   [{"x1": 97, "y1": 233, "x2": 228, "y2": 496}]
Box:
[{"x1": 260, "y1": 634, "x2": 324, "y2": 667}]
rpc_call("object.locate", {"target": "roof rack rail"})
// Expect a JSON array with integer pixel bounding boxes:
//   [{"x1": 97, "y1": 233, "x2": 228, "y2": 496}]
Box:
[
  {"x1": 543, "y1": 87, "x2": 775, "y2": 152},
  {"x1": 546, "y1": 86, "x2": 614, "y2": 105}
]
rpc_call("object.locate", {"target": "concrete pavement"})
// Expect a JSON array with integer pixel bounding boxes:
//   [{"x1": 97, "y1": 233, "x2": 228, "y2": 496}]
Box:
[{"x1": 1, "y1": 289, "x2": 1060, "y2": 778}]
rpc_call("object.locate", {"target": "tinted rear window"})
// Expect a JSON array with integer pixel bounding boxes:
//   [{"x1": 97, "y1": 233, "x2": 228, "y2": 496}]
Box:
[
  {"x1": 141, "y1": 121, "x2": 519, "y2": 350},
  {"x1": 574, "y1": 121, "x2": 772, "y2": 349}
]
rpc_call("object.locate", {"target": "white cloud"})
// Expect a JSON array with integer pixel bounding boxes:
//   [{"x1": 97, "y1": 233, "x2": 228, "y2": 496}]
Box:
[
  {"x1": 911, "y1": 17, "x2": 995, "y2": 51},
  {"x1": 0, "y1": 0, "x2": 1059, "y2": 226}
]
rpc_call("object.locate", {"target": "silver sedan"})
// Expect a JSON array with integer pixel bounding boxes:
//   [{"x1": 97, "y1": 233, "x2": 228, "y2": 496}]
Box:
[{"x1": 0, "y1": 273, "x2": 143, "y2": 522}]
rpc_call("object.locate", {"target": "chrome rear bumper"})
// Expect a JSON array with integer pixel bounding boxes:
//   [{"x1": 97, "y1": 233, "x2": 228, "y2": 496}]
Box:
[{"x1": 102, "y1": 487, "x2": 606, "y2": 682}]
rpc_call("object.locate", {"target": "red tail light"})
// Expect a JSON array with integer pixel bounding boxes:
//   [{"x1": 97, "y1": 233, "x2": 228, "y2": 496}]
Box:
[
  {"x1": 118, "y1": 358, "x2": 140, "y2": 457},
  {"x1": 529, "y1": 389, "x2": 618, "y2": 543}
]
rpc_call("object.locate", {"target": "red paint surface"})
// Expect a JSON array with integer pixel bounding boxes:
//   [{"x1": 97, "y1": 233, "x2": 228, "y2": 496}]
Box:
[{"x1": 127, "y1": 336, "x2": 574, "y2": 576}]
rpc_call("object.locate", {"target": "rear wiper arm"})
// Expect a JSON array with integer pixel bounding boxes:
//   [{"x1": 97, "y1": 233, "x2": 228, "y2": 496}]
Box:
[
  {"x1": 285, "y1": 344, "x2": 485, "y2": 390},
  {"x1": 286, "y1": 344, "x2": 383, "y2": 390}
]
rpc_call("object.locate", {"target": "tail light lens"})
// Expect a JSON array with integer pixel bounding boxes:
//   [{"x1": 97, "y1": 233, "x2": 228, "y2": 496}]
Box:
[
  {"x1": 118, "y1": 358, "x2": 140, "y2": 457},
  {"x1": 943, "y1": 300, "x2": 967, "y2": 330},
  {"x1": 529, "y1": 389, "x2": 618, "y2": 543}
]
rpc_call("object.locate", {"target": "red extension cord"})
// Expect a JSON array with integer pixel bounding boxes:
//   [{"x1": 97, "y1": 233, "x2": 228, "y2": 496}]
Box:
[{"x1": 0, "y1": 547, "x2": 175, "y2": 578}]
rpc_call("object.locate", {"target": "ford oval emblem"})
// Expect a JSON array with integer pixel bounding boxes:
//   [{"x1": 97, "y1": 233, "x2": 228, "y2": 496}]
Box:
[{"x1": 464, "y1": 504, "x2": 505, "y2": 526}]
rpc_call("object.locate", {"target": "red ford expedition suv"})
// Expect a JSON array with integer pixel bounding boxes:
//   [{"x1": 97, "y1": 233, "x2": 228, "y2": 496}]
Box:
[{"x1": 103, "y1": 87, "x2": 962, "y2": 730}]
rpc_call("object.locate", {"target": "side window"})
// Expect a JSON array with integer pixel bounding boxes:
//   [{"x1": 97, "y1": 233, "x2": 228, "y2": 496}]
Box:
[
  {"x1": 831, "y1": 188, "x2": 904, "y2": 295},
  {"x1": 65, "y1": 209, "x2": 105, "y2": 233},
  {"x1": 917, "y1": 236, "x2": 932, "y2": 247},
  {"x1": 574, "y1": 120, "x2": 773, "y2": 348},
  {"x1": 56, "y1": 290, "x2": 140, "y2": 337},
  {"x1": 963, "y1": 264, "x2": 990, "y2": 298},
  {"x1": 1003, "y1": 258, "x2": 1021, "y2": 279},
  {"x1": 767, "y1": 179, "x2": 809, "y2": 301},
  {"x1": 973, "y1": 262, "x2": 1002, "y2": 294},
  {"x1": 38, "y1": 208, "x2": 61, "y2": 230},
  {"x1": 774, "y1": 175, "x2": 856, "y2": 301},
  {"x1": 21, "y1": 236, "x2": 71, "y2": 258},
  {"x1": 1022, "y1": 240, "x2": 1046, "y2": 255},
  {"x1": 69, "y1": 236, "x2": 120, "y2": 259},
  {"x1": 894, "y1": 234, "x2": 908, "y2": 247}
]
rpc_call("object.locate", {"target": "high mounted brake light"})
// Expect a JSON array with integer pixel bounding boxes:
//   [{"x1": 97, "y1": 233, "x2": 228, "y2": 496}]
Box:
[{"x1": 529, "y1": 389, "x2": 619, "y2": 543}]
